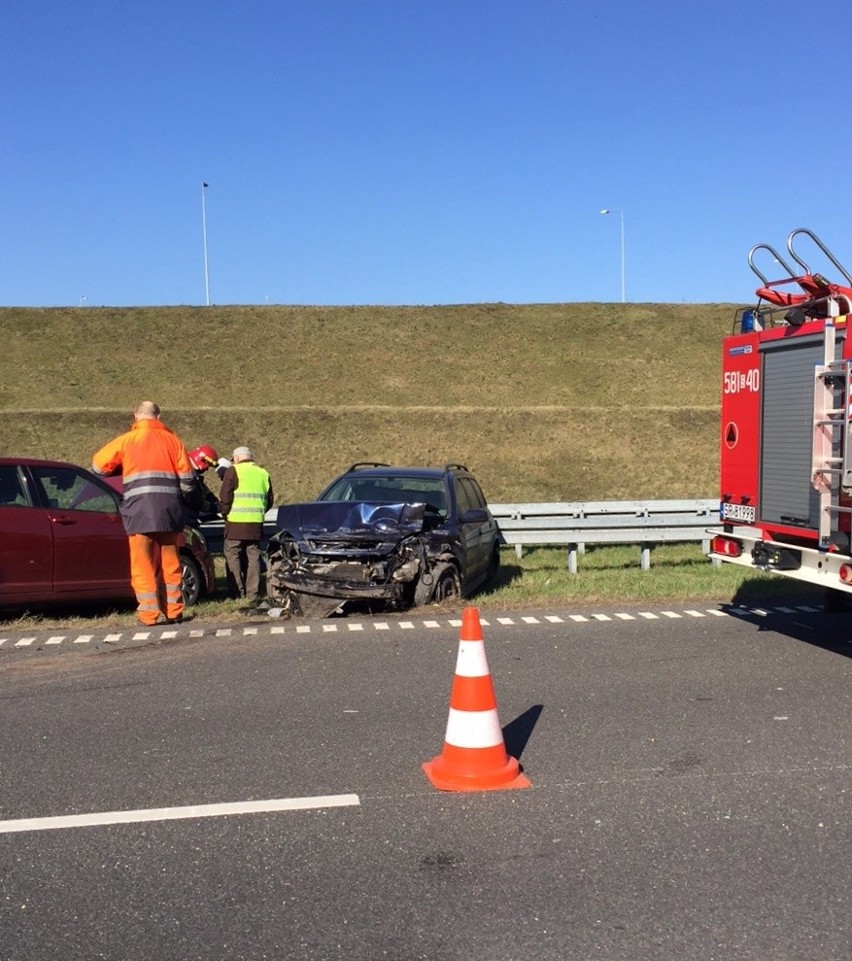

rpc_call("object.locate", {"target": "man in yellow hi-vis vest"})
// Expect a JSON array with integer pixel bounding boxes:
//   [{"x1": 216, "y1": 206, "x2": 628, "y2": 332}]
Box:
[{"x1": 218, "y1": 446, "x2": 274, "y2": 604}]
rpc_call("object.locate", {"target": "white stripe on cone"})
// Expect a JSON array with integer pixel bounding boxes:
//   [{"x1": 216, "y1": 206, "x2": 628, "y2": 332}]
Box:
[
  {"x1": 443, "y1": 707, "x2": 504, "y2": 749},
  {"x1": 454, "y1": 639, "x2": 490, "y2": 677}
]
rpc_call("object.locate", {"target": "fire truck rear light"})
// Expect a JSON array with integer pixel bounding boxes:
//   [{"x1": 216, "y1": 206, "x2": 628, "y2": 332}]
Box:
[
  {"x1": 839, "y1": 564, "x2": 852, "y2": 583},
  {"x1": 711, "y1": 535, "x2": 741, "y2": 558}
]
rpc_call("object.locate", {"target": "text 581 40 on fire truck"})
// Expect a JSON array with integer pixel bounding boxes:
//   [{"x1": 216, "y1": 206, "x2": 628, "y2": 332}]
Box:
[{"x1": 710, "y1": 227, "x2": 852, "y2": 605}]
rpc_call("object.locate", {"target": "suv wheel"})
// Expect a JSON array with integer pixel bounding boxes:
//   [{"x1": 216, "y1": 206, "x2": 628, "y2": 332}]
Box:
[
  {"x1": 180, "y1": 552, "x2": 203, "y2": 607},
  {"x1": 415, "y1": 562, "x2": 460, "y2": 606}
]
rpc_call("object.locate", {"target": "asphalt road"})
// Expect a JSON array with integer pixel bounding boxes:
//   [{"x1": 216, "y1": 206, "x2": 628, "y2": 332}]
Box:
[{"x1": 0, "y1": 602, "x2": 849, "y2": 961}]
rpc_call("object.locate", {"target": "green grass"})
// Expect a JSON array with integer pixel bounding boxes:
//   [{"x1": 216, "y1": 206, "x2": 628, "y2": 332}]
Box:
[{"x1": 0, "y1": 302, "x2": 731, "y2": 502}]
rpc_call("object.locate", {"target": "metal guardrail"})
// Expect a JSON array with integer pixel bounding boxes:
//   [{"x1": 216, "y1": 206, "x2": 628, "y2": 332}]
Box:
[
  {"x1": 199, "y1": 500, "x2": 721, "y2": 574},
  {"x1": 489, "y1": 499, "x2": 720, "y2": 572}
]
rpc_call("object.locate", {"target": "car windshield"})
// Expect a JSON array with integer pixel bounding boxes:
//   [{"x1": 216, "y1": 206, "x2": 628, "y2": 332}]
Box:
[{"x1": 321, "y1": 476, "x2": 447, "y2": 517}]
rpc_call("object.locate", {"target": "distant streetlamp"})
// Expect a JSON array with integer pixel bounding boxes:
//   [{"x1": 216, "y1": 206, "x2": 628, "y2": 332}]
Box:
[
  {"x1": 600, "y1": 208, "x2": 625, "y2": 302},
  {"x1": 201, "y1": 181, "x2": 211, "y2": 306}
]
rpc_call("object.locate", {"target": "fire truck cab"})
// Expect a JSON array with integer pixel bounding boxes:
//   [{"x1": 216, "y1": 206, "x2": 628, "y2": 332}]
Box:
[{"x1": 710, "y1": 228, "x2": 852, "y2": 600}]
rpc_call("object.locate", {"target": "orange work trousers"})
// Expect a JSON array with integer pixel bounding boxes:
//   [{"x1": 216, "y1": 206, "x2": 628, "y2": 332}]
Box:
[{"x1": 128, "y1": 532, "x2": 183, "y2": 625}]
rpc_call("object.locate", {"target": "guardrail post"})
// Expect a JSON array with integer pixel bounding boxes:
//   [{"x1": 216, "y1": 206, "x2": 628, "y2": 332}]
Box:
[
  {"x1": 567, "y1": 544, "x2": 578, "y2": 574},
  {"x1": 640, "y1": 542, "x2": 651, "y2": 571}
]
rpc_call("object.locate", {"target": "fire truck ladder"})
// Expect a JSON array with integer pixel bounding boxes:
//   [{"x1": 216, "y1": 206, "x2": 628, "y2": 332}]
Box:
[
  {"x1": 812, "y1": 320, "x2": 852, "y2": 546},
  {"x1": 788, "y1": 227, "x2": 852, "y2": 288}
]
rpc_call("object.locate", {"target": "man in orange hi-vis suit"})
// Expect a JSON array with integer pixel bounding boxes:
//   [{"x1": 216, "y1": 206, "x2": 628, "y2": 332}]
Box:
[{"x1": 92, "y1": 401, "x2": 195, "y2": 626}]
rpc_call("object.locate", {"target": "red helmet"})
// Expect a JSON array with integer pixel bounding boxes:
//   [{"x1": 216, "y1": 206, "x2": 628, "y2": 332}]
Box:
[{"x1": 189, "y1": 445, "x2": 219, "y2": 472}]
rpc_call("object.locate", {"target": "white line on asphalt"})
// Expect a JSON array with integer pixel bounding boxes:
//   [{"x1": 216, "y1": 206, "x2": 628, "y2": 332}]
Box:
[
  {"x1": 423, "y1": 620, "x2": 441, "y2": 628},
  {"x1": 46, "y1": 636, "x2": 65, "y2": 645},
  {"x1": 348, "y1": 623, "x2": 364, "y2": 631},
  {"x1": 592, "y1": 614, "x2": 611, "y2": 621},
  {"x1": 684, "y1": 610, "x2": 705, "y2": 618},
  {"x1": 545, "y1": 615, "x2": 563, "y2": 623},
  {"x1": 661, "y1": 611, "x2": 681, "y2": 618},
  {"x1": 296, "y1": 625, "x2": 311, "y2": 633},
  {"x1": 322, "y1": 624, "x2": 338, "y2": 632},
  {"x1": 639, "y1": 612, "x2": 658, "y2": 619},
  {"x1": 522, "y1": 616, "x2": 539, "y2": 624},
  {"x1": 215, "y1": 628, "x2": 232, "y2": 636},
  {"x1": 615, "y1": 613, "x2": 635, "y2": 620},
  {"x1": 73, "y1": 635, "x2": 93, "y2": 644},
  {"x1": 373, "y1": 623, "x2": 389, "y2": 631},
  {"x1": 15, "y1": 638, "x2": 35, "y2": 647},
  {"x1": 270, "y1": 626, "x2": 286, "y2": 634},
  {"x1": 569, "y1": 614, "x2": 588, "y2": 622},
  {"x1": 706, "y1": 609, "x2": 727, "y2": 617},
  {"x1": 104, "y1": 633, "x2": 123, "y2": 643},
  {"x1": 0, "y1": 794, "x2": 362, "y2": 835},
  {"x1": 399, "y1": 622, "x2": 415, "y2": 629},
  {"x1": 497, "y1": 617, "x2": 515, "y2": 625}
]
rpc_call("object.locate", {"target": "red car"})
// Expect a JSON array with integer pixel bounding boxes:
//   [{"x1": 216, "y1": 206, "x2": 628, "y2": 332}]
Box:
[{"x1": 0, "y1": 457, "x2": 214, "y2": 611}]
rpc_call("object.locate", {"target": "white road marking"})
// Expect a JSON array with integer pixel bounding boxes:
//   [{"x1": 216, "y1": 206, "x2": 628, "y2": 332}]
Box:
[
  {"x1": 0, "y1": 794, "x2": 362, "y2": 835},
  {"x1": 3, "y1": 603, "x2": 832, "y2": 653}
]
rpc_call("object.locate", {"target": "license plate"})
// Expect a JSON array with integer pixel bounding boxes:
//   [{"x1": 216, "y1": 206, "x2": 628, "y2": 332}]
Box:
[{"x1": 722, "y1": 502, "x2": 756, "y2": 523}]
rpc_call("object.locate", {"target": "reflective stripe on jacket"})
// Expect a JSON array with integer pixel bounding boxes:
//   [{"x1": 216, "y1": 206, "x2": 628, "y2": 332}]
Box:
[
  {"x1": 92, "y1": 419, "x2": 193, "y2": 535},
  {"x1": 228, "y1": 462, "x2": 271, "y2": 525}
]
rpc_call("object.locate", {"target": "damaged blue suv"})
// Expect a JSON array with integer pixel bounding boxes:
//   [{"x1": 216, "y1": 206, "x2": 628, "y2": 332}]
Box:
[{"x1": 265, "y1": 463, "x2": 500, "y2": 617}]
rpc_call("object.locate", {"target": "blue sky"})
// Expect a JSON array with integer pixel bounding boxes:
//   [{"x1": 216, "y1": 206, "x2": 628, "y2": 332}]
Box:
[{"x1": 2, "y1": 0, "x2": 850, "y2": 307}]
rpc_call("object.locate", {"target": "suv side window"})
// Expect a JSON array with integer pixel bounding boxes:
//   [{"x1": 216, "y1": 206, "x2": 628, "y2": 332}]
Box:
[
  {"x1": 455, "y1": 477, "x2": 477, "y2": 515},
  {"x1": 463, "y1": 477, "x2": 487, "y2": 510}
]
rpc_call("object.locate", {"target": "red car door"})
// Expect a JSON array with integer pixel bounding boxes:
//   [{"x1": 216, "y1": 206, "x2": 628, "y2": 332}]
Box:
[
  {"x1": 30, "y1": 465, "x2": 131, "y2": 598},
  {"x1": 0, "y1": 466, "x2": 54, "y2": 603}
]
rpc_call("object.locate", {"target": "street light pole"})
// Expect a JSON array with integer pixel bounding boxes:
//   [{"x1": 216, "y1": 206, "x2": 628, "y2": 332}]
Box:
[
  {"x1": 600, "y1": 208, "x2": 625, "y2": 302},
  {"x1": 201, "y1": 180, "x2": 211, "y2": 306}
]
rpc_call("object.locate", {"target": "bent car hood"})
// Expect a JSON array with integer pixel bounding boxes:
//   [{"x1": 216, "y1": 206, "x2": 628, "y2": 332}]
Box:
[{"x1": 273, "y1": 501, "x2": 426, "y2": 544}]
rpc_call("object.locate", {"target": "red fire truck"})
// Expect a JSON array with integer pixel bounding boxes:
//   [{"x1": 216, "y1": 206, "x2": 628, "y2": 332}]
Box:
[{"x1": 709, "y1": 228, "x2": 852, "y2": 602}]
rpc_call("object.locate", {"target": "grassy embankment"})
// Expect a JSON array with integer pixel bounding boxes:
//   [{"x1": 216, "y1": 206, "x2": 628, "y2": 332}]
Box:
[{"x1": 0, "y1": 302, "x2": 802, "y2": 625}]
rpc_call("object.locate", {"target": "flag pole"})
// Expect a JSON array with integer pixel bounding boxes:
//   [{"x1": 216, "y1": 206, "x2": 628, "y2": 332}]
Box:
[{"x1": 201, "y1": 181, "x2": 211, "y2": 306}]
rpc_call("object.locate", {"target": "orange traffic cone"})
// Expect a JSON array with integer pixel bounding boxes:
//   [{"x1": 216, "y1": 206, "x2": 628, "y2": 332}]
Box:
[{"x1": 422, "y1": 606, "x2": 531, "y2": 792}]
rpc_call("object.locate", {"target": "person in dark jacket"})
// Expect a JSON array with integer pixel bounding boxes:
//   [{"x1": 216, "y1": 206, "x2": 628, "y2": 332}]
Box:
[{"x1": 218, "y1": 446, "x2": 273, "y2": 604}]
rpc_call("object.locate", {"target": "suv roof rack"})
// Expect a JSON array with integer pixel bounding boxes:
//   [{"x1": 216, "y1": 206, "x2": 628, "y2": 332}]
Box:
[
  {"x1": 444, "y1": 463, "x2": 470, "y2": 473},
  {"x1": 345, "y1": 462, "x2": 391, "y2": 473}
]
